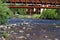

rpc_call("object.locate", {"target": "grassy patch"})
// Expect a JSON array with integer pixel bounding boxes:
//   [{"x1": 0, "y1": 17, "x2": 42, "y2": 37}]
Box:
[{"x1": 17, "y1": 14, "x2": 40, "y2": 19}]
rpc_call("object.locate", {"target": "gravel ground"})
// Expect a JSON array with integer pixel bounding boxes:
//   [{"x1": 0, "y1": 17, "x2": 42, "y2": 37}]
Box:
[{"x1": 6, "y1": 23, "x2": 60, "y2": 40}]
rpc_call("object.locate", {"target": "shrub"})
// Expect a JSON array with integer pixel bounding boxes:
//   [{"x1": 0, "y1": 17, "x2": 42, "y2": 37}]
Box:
[
  {"x1": 40, "y1": 9, "x2": 59, "y2": 20},
  {"x1": 0, "y1": 0, "x2": 13, "y2": 24}
]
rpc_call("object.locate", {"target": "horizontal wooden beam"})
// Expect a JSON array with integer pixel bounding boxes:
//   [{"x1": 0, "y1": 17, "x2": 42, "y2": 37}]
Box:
[
  {"x1": 8, "y1": 0, "x2": 59, "y2": 2},
  {"x1": 8, "y1": 6, "x2": 60, "y2": 9},
  {"x1": 8, "y1": 0, "x2": 60, "y2": 4}
]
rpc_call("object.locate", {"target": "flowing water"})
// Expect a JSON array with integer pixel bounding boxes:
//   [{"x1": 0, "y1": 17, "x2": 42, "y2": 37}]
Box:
[{"x1": 7, "y1": 18, "x2": 60, "y2": 40}]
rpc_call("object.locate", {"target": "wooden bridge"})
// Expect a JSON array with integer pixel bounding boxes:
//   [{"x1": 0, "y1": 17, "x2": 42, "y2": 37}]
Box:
[
  {"x1": 6, "y1": 0, "x2": 60, "y2": 8},
  {"x1": 5, "y1": 0, "x2": 60, "y2": 14}
]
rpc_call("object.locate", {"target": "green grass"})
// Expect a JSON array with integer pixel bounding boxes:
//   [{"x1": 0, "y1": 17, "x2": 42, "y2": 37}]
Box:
[{"x1": 17, "y1": 14, "x2": 41, "y2": 19}]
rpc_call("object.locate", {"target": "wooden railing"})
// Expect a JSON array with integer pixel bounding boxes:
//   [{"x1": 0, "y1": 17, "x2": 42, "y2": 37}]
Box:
[
  {"x1": 6, "y1": 0, "x2": 60, "y2": 8},
  {"x1": 8, "y1": 5, "x2": 60, "y2": 8},
  {"x1": 8, "y1": 0, "x2": 60, "y2": 4}
]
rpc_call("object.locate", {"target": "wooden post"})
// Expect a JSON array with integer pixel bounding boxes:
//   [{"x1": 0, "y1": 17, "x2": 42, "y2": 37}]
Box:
[
  {"x1": 14, "y1": 0, "x2": 16, "y2": 6},
  {"x1": 25, "y1": 0, "x2": 27, "y2": 6},
  {"x1": 30, "y1": 9, "x2": 32, "y2": 15},
  {"x1": 39, "y1": 8, "x2": 41, "y2": 14}
]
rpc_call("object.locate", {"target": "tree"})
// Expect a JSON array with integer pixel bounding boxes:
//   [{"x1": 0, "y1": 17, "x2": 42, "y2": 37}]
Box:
[{"x1": 0, "y1": 0, "x2": 13, "y2": 24}]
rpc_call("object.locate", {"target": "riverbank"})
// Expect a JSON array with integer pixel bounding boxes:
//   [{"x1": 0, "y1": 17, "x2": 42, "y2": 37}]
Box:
[{"x1": 15, "y1": 14, "x2": 41, "y2": 19}]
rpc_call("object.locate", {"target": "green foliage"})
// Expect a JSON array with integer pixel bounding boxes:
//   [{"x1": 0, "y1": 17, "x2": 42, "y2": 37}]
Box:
[
  {"x1": 56, "y1": 9, "x2": 60, "y2": 19},
  {"x1": 0, "y1": 1, "x2": 13, "y2": 24},
  {"x1": 0, "y1": 32, "x2": 3, "y2": 37},
  {"x1": 1, "y1": 0, "x2": 7, "y2": 3},
  {"x1": 56, "y1": 9, "x2": 60, "y2": 14},
  {"x1": 18, "y1": 14, "x2": 40, "y2": 19},
  {"x1": 40, "y1": 9, "x2": 59, "y2": 20},
  {"x1": 31, "y1": 14, "x2": 40, "y2": 18},
  {"x1": 11, "y1": 8, "x2": 26, "y2": 15},
  {"x1": 18, "y1": 8, "x2": 26, "y2": 15},
  {"x1": 4, "y1": 32, "x2": 9, "y2": 38}
]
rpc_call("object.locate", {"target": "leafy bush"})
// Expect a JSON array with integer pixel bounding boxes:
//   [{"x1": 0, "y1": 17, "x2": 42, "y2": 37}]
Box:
[
  {"x1": 56, "y1": 9, "x2": 60, "y2": 19},
  {"x1": 40, "y1": 9, "x2": 59, "y2": 20},
  {"x1": 56, "y1": 9, "x2": 60, "y2": 14},
  {"x1": 18, "y1": 8, "x2": 26, "y2": 15},
  {"x1": 10, "y1": 8, "x2": 26, "y2": 15},
  {"x1": 0, "y1": 1, "x2": 13, "y2": 24}
]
